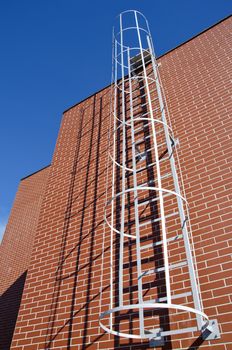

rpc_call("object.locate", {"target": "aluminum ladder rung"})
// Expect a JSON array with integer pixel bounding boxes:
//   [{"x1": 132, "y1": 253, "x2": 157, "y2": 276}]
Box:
[
  {"x1": 138, "y1": 192, "x2": 172, "y2": 206},
  {"x1": 115, "y1": 126, "x2": 164, "y2": 145},
  {"x1": 134, "y1": 129, "x2": 164, "y2": 145},
  {"x1": 139, "y1": 261, "x2": 188, "y2": 279},
  {"x1": 140, "y1": 96, "x2": 159, "y2": 108},
  {"x1": 135, "y1": 142, "x2": 167, "y2": 158},
  {"x1": 125, "y1": 153, "x2": 170, "y2": 173},
  {"x1": 130, "y1": 79, "x2": 156, "y2": 94},
  {"x1": 138, "y1": 211, "x2": 178, "y2": 228},
  {"x1": 139, "y1": 87, "x2": 158, "y2": 100},
  {"x1": 132, "y1": 96, "x2": 158, "y2": 110},
  {"x1": 130, "y1": 57, "x2": 152, "y2": 73},
  {"x1": 143, "y1": 291, "x2": 192, "y2": 303},
  {"x1": 134, "y1": 123, "x2": 149, "y2": 134},
  {"x1": 140, "y1": 234, "x2": 183, "y2": 250},
  {"x1": 133, "y1": 112, "x2": 161, "y2": 132},
  {"x1": 145, "y1": 326, "x2": 198, "y2": 339},
  {"x1": 132, "y1": 97, "x2": 159, "y2": 113},
  {"x1": 135, "y1": 133, "x2": 152, "y2": 144},
  {"x1": 121, "y1": 138, "x2": 172, "y2": 163},
  {"x1": 138, "y1": 173, "x2": 172, "y2": 187},
  {"x1": 134, "y1": 108, "x2": 161, "y2": 127},
  {"x1": 124, "y1": 211, "x2": 177, "y2": 228},
  {"x1": 132, "y1": 69, "x2": 155, "y2": 86},
  {"x1": 131, "y1": 67, "x2": 154, "y2": 81},
  {"x1": 134, "y1": 154, "x2": 171, "y2": 173}
]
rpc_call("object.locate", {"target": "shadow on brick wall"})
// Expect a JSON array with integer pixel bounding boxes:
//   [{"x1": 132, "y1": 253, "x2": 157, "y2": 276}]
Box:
[
  {"x1": 45, "y1": 96, "x2": 106, "y2": 349},
  {"x1": 44, "y1": 101, "x2": 86, "y2": 348},
  {"x1": 0, "y1": 271, "x2": 27, "y2": 350}
]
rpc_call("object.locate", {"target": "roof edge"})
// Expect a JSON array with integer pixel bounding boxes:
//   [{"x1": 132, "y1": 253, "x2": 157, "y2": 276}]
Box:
[
  {"x1": 63, "y1": 14, "x2": 231, "y2": 114},
  {"x1": 157, "y1": 13, "x2": 231, "y2": 59},
  {"x1": 20, "y1": 164, "x2": 51, "y2": 182}
]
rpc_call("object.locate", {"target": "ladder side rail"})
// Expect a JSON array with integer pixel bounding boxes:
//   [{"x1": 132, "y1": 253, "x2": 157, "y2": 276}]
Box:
[
  {"x1": 109, "y1": 35, "x2": 118, "y2": 330},
  {"x1": 127, "y1": 47, "x2": 144, "y2": 336},
  {"x1": 134, "y1": 11, "x2": 171, "y2": 304},
  {"x1": 118, "y1": 13, "x2": 127, "y2": 308}
]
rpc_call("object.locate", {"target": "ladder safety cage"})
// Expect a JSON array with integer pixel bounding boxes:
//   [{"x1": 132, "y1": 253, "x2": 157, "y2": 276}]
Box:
[{"x1": 99, "y1": 9, "x2": 220, "y2": 343}]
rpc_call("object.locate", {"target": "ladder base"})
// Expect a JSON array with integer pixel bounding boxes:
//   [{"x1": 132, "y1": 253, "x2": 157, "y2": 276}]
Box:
[{"x1": 202, "y1": 319, "x2": 221, "y2": 340}]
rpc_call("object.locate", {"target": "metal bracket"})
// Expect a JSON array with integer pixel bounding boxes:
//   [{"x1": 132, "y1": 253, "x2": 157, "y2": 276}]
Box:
[
  {"x1": 145, "y1": 329, "x2": 164, "y2": 348},
  {"x1": 202, "y1": 319, "x2": 221, "y2": 340},
  {"x1": 148, "y1": 330, "x2": 164, "y2": 348},
  {"x1": 174, "y1": 138, "x2": 180, "y2": 147},
  {"x1": 149, "y1": 336, "x2": 164, "y2": 347}
]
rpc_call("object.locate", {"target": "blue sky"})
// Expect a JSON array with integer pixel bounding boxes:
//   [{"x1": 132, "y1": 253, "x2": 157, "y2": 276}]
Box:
[{"x1": 0, "y1": 0, "x2": 231, "y2": 241}]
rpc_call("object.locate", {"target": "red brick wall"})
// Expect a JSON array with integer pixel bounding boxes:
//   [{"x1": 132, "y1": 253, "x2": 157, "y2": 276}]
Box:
[
  {"x1": 159, "y1": 16, "x2": 232, "y2": 349},
  {"x1": 0, "y1": 166, "x2": 50, "y2": 350},
  {"x1": 11, "y1": 16, "x2": 232, "y2": 349}
]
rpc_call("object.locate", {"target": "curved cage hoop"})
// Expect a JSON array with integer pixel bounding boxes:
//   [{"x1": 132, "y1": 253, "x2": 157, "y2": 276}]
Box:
[
  {"x1": 99, "y1": 9, "x2": 217, "y2": 343},
  {"x1": 100, "y1": 303, "x2": 209, "y2": 339}
]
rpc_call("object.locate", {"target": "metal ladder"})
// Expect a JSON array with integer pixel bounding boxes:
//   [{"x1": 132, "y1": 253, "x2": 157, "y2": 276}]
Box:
[{"x1": 99, "y1": 9, "x2": 220, "y2": 344}]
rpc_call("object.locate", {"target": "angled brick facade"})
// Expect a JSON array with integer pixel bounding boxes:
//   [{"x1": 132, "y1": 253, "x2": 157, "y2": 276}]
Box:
[{"x1": 0, "y1": 166, "x2": 50, "y2": 349}]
